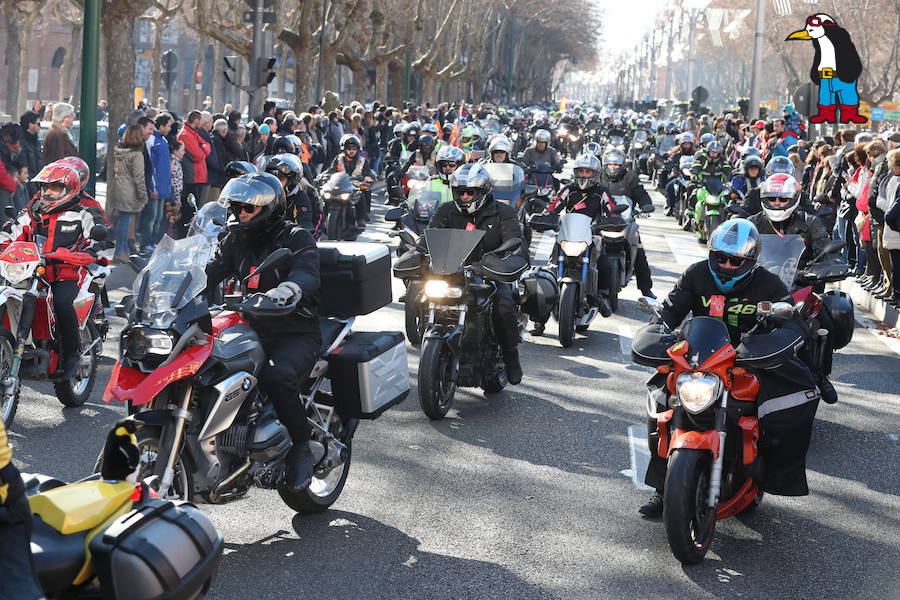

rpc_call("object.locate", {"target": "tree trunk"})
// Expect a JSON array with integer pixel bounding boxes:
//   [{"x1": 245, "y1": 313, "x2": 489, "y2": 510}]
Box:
[
  {"x1": 4, "y1": 2, "x2": 21, "y2": 115},
  {"x1": 150, "y1": 21, "x2": 163, "y2": 108},
  {"x1": 277, "y1": 44, "x2": 288, "y2": 98},
  {"x1": 290, "y1": 42, "x2": 313, "y2": 110},
  {"x1": 350, "y1": 64, "x2": 367, "y2": 101},
  {"x1": 374, "y1": 60, "x2": 388, "y2": 105},
  {"x1": 18, "y1": 20, "x2": 34, "y2": 112},
  {"x1": 321, "y1": 45, "x2": 339, "y2": 97},
  {"x1": 98, "y1": 33, "x2": 108, "y2": 104},
  {"x1": 212, "y1": 40, "x2": 223, "y2": 111},
  {"x1": 60, "y1": 22, "x2": 83, "y2": 104},
  {"x1": 388, "y1": 60, "x2": 403, "y2": 107}
]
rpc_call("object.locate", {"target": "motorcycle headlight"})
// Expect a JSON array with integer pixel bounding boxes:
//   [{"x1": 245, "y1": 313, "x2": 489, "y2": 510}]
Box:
[
  {"x1": 676, "y1": 372, "x2": 722, "y2": 414},
  {"x1": 340, "y1": 192, "x2": 351, "y2": 201},
  {"x1": 705, "y1": 195, "x2": 722, "y2": 205},
  {"x1": 560, "y1": 240, "x2": 588, "y2": 256},
  {"x1": 569, "y1": 135, "x2": 578, "y2": 142},
  {"x1": 424, "y1": 279, "x2": 463, "y2": 299},
  {"x1": 124, "y1": 325, "x2": 175, "y2": 361},
  {"x1": 0, "y1": 261, "x2": 37, "y2": 284},
  {"x1": 634, "y1": 142, "x2": 643, "y2": 149},
  {"x1": 323, "y1": 192, "x2": 333, "y2": 199}
]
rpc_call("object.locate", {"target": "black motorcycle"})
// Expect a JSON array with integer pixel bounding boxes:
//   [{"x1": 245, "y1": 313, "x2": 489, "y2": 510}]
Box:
[
  {"x1": 320, "y1": 172, "x2": 370, "y2": 241},
  {"x1": 400, "y1": 229, "x2": 527, "y2": 420}
]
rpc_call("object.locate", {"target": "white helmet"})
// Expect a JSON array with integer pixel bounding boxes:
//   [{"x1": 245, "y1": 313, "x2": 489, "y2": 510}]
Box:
[
  {"x1": 488, "y1": 135, "x2": 513, "y2": 156},
  {"x1": 572, "y1": 153, "x2": 600, "y2": 190},
  {"x1": 759, "y1": 173, "x2": 801, "y2": 222},
  {"x1": 534, "y1": 129, "x2": 551, "y2": 144}
]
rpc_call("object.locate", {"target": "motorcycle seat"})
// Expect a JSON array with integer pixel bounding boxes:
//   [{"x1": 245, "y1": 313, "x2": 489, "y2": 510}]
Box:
[
  {"x1": 320, "y1": 318, "x2": 348, "y2": 353},
  {"x1": 31, "y1": 515, "x2": 88, "y2": 594},
  {"x1": 28, "y1": 480, "x2": 135, "y2": 535}
]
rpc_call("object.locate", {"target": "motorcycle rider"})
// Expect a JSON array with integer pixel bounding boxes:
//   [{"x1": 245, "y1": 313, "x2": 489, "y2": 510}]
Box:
[
  {"x1": 0, "y1": 160, "x2": 109, "y2": 379},
  {"x1": 427, "y1": 163, "x2": 524, "y2": 384},
  {"x1": 664, "y1": 133, "x2": 697, "y2": 214},
  {"x1": 597, "y1": 147, "x2": 657, "y2": 298},
  {"x1": 522, "y1": 130, "x2": 564, "y2": 172},
  {"x1": 389, "y1": 123, "x2": 420, "y2": 161},
  {"x1": 325, "y1": 134, "x2": 376, "y2": 227},
  {"x1": 264, "y1": 153, "x2": 320, "y2": 233},
  {"x1": 639, "y1": 218, "x2": 818, "y2": 517},
  {"x1": 482, "y1": 135, "x2": 517, "y2": 165},
  {"x1": 730, "y1": 154, "x2": 764, "y2": 196},
  {"x1": 205, "y1": 172, "x2": 321, "y2": 493},
  {"x1": 741, "y1": 155, "x2": 795, "y2": 215},
  {"x1": 691, "y1": 141, "x2": 733, "y2": 183},
  {"x1": 546, "y1": 153, "x2": 616, "y2": 320},
  {"x1": 427, "y1": 144, "x2": 465, "y2": 205},
  {"x1": 747, "y1": 173, "x2": 837, "y2": 404},
  {"x1": 399, "y1": 133, "x2": 437, "y2": 177}
]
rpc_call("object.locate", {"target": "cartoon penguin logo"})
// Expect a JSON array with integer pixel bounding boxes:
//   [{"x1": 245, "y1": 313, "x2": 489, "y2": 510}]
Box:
[{"x1": 786, "y1": 13, "x2": 865, "y2": 124}]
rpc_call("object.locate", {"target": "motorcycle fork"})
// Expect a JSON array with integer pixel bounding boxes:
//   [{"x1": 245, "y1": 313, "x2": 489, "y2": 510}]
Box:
[
  {"x1": 157, "y1": 383, "x2": 195, "y2": 497},
  {"x1": 707, "y1": 391, "x2": 729, "y2": 508},
  {"x1": 9, "y1": 280, "x2": 39, "y2": 379}
]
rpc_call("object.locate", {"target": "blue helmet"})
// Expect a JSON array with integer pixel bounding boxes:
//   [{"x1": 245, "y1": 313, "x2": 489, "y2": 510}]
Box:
[{"x1": 707, "y1": 219, "x2": 761, "y2": 292}]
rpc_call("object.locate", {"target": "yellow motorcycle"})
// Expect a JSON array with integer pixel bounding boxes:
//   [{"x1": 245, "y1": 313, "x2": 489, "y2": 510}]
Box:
[{"x1": 1, "y1": 418, "x2": 223, "y2": 599}]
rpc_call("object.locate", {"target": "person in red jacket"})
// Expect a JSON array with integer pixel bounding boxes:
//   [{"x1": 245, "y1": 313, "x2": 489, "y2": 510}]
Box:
[
  {"x1": 0, "y1": 157, "x2": 17, "y2": 196},
  {"x1": 176, "y1": 110, "x2": 211, "y2": 230}
]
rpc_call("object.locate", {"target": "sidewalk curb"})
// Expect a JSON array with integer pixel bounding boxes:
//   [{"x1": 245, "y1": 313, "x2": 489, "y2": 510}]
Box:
[{"x1": 837, "y1": 279, "x2": 898, "y2": 328}]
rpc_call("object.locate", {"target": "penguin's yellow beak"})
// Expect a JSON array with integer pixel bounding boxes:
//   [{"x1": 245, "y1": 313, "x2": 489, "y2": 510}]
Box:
[{"x1": 786, "y1": 29, "x2": 812, "y2": 41}]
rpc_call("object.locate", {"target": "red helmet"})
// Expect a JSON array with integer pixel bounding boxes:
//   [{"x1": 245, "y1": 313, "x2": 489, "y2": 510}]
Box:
[
  {"x1": 30, "y1": 159, "x2": 85, "y2": 214},
  {"x1": 759, "y1": 173, "x2": 800, "y2": 222},
  {"x1": 55, "y1": 156, "x2": 91, "y2": 191}
]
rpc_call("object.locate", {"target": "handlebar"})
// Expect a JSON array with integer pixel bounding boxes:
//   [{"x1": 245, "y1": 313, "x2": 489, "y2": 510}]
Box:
[{"x1": 43, "y1": 249, "x2": 106, "y2": 267}]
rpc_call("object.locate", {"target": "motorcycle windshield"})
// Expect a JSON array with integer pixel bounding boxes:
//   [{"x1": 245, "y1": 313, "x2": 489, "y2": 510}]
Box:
[
  {"x1": 407, "y1": 165, "x2": 430, "y2": 181},
  {"x1": 425, "y1": 228, "x2": 485, "y2": 275},
  {"x1": 609, "y1": 136, "x2": 625, "y2": 147},
  {"x1": 484, "y1": 163, "x2": 525, "y2": 204},
  {"x1": 634, "y1": 131, "x2": 649, "y2": 143},
  {"x1": 681, "y1": 317, "x2": 732, "y2": 365},
  {"x1": 658, "y1": 135, "x2": 678, "y2": 153},
  {"x1": 558, "y1": 213, "x2": 593, "y2": 243},
  {"x1": 325, "y1": 172, "x2": 353, "y2": 194},
  {"x1": 411, "y1": 191, "x2": 444, "y2": 221},
  {"x1": 758, "y1": 234, "x2": 806, "y2": 289},
  {"x1": 133, "y1": 234, "x2": 210, "y2": 328},
  {"x1": 187, "y1": 201, "x2": 227, "y2": 260},
  {"x1": 479, "y1": 119, "x2": 502, "y2": 134}
]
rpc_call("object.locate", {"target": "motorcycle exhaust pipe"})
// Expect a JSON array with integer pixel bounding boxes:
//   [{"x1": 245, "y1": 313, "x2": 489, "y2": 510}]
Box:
[{"x1": 208, "y1": 459, "x2": 252, "y2": 504}]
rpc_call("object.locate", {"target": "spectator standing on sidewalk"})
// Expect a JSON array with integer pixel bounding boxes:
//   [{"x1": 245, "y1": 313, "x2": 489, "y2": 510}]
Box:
[
  {"x1": 144, "y1": 114, "x2": 173, "y2": 251},
  {"x1": 43, "y1": 103, "x2": 78, "y2": 164},
  {"x1": 112, "y1": 125, "x2": 148, "y2": 263},
  {"x1": 19, "y1": 112, "x2": 42, "y2": 198},
  {"x1": 881, "y1": 149, "x2": 900, "y2": 308},
  {"x1": 176, "y1": 110, "x2": 210, "y2": 232}
]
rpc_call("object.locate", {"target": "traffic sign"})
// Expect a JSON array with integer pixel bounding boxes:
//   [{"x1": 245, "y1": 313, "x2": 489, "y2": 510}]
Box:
[
  {"x1": 792, "y1": 82, "x2": 816, "y2": 117},
  {"x1": 691, "y1": 85, "x2": 708, "y2": 105},
  {"x1": 871, "y1": 108, "x2": 885, "y2": 121}
]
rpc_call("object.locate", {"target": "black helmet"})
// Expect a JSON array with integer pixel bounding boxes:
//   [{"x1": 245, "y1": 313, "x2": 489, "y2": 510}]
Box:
[
  {"x1": 220, "y1": 172, "x2": 287, "y2": 239},
  {"x1": 601, "y1": 148, "x2": 625, "y2": 182},
  {"x1": 404, "y1": 123, "x2": 420, "y2": 138},
  {"x1": 225, "y1": 160, "x2": 258, "y2": 179},
  {"x1": 418, "y1": 134, "x2": 435, "y2": 150},
  {"x1": 271, "y1": 136, "x2": 300, "y2": 155},
  {"x1": 264, "y1": 153, "x2": 304, "y2": 186}
]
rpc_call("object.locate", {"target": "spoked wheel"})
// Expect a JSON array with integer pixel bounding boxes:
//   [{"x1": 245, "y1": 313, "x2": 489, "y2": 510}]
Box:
[
  {"x1": 663, "y1": 449, "x2": 717, "y2": 565},
  {"x1": 418, "y1": 338, "x2": 456, "y2": 420},
  {"x1": 558, "y1": 283, "x2": 578, "y2": 348},
  {"x1": 0, "y1": 328, "x2": 19, "y2": 428},
  {"x1": 55, "y1": 322, "x2": 99, "y2": 407}
]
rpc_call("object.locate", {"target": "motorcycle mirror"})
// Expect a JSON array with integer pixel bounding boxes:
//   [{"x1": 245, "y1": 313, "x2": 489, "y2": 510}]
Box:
[
  {"x1": 814, "y1": 240, "x2": 845, "y2": 262},
  {"x1": 384, "y1": 207, "x2": 403, "y2": 222},
  {"x1": 89, "y1": 224, "x2": 108, "y2": 242},
  {"x1": 637, "y1": 296, "x2": 663, "y2": 316},
  {"x1": 492, "y1": 237, "x2": 522, "y2": 255},
  {"x1": 115, "y1": 295, "x2": 134, "y2": 319},
  {"x1": 129, "y1": 255, "x2": 148, "y2": 273},
  {"x1": 245, "y1": 248, "x2": 293, "y2": 282},
  {"x1": 727, "y1": 204, "x2": 748, "y2": 217}
]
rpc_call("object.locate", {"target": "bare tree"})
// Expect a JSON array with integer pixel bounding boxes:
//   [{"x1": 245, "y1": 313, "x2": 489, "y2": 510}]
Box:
[{"x1": 140, "y1": 0, "x2": 183, "y2": 107}]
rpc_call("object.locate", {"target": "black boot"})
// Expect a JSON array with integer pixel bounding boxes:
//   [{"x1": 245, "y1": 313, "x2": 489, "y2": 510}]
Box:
[
  {"x1": 283, "y1": 443, "x2": 315, "y2": 493},
  {"x1": 640, "y1": 289, "x2": 656, "y2": 300},
  {"x1": 503, "y1": 348, "x2": 522, "y2": 385},
  {"x1": 598, "y1": 296, "x2": 612, "y2": 318},
  {"x1": 819, "y1": 375, "x2": 838, "y2": 405},
  {"x1": 53, "y1": 355, "x2": 80, "y2": 380},
  {"x1": 639, "y1": 491, "x2": 663, "y2": 518},
  {"x1": 531, "y1": 321, "x2": 545, "y2": 336}
]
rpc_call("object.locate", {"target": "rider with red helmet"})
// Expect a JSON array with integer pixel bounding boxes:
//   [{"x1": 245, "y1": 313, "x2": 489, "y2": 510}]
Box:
[{"x1": 0, "y1": 159, "x2": 109, "y2": 379}]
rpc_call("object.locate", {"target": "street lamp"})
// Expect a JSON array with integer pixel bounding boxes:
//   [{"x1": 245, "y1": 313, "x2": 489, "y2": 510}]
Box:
[
  {"x1": 683, "y1": 0, "x2": 710, "y2": 100},
  {"x1": 747, "y1": 0, "x2": 766, "y2": 119}
]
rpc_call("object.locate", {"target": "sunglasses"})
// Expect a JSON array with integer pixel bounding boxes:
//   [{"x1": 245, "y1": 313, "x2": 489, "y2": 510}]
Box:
[
  {"x1": 231, "y1": 202, "x2": 260, "y2": 214},
  {"x1": 455, "y1": 188, "x2": 479, "y2": 198},
  {"x1": 716, "y1": 254, "x2": 746, "y2": 268},
  {"x1": 441, "y1": 162, "x2": 459, "y2": 169},
  {"x1": 765, "y1": 197, "x2": 792, "y2": 205},
  {"x1": 806, "y1": 16, "x2": 833, "y2": 26}
]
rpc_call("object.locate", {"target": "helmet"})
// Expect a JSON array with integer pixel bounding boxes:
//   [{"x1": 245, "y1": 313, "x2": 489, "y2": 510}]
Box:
[
  {"x1": 422, "y1": 123, "x2": 438, "y2": 136},
  {"x1": 55, "y1": 157, "x2": 90, "y2": 191},
  {"x1": 742, "y1": 155, "x2": 764, "y2": 172},
  {"x1": 766, "y1": 155, "x2": 794, "y2": 177},
  {"x1": 572, "y1": 153, "x2": 600, "y2": 190},
  {"x1": 30, "y1": 159, "x2": 85, "y2": 214},
  {"x1": 759, "y1": 173, "x2": 801, "y2": 222},
  {"x1": 449, "y1": 163, "x2": 492, "y2": 214},
  {"x1": 418, "y1": 134, "x2": 435, "y2": 150},
  {"x1": 665, "y1": 121, "x2": 677, "y2": 134},
  {"x1": 602, "y1": 148, "x2": 625, "y2": 182},
  {"x1": 340, "y1": 133, "x2": 361, "y2": 150},
  {"x1": 488, "y1": 135, "x2": 512, "y2": 156},
  {"x1": 435, "y1": 145, "x2": 465, "y2": 181},
  {"x1": 393, "y1": 123, "x2": 405, "y2": 136},
  {"x1": 706, "y1": 141, "x2": 723, "y2": 157},
  {"x1": 225, "y1": 160, "x2": 258, "y2": 179},
  {"x1": 271, "y1": 136, "x2": 300, "y2": 155},
  {"x1": 680, "y1": 132, "x2": 695, "y2": 144},
  {"x1": 534, "y1": 129, "x2": 551, "y2": 144},
  {"x1": 584, "y1": 141, "x2": 602, "y2": 157},
  {"x1": 263, "y1": 153, "x2": 304, "y2": 186},
  {"x1": 707, "y1": 219, "x2": 761, "y2": 293},
  {"x1": 460, "y1": 126, "x2": 475, "y2": 145},
  {"x1": 404, "y1": 123, "x2": 420, "y2": 138},
  {"x1": 700, "y1": 132, "x2": 716, "y2": 147},
  {"x1": 219, "y1": 172, "x2": 287, "y2": 239},
  {"x1": 741, "y1": 147, "x2": 762, "y2": 160}
]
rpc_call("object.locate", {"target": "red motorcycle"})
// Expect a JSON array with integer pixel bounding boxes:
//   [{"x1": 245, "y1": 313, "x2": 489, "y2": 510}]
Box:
[
  {"x1": 632, "y1": 298, "x2": 807, "y2": 564},
  {"x1": 0, "y1": 231, "x2": 107, "y2": 427}
]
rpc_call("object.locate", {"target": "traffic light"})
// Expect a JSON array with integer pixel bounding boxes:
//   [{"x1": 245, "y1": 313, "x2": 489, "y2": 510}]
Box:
[
  {"x1": 161, "y1": 51, "x2": 177, "y2": 90},
  {"x1": 224, "y1": 56, "x2": 240, "y2": 86},
  {"x1": 254, "y1": 56, "x2": 276, "y2": 88}
]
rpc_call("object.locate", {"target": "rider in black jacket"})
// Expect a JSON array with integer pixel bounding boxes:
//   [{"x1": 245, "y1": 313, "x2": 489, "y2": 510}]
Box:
[
  {"x1": 428, "y1": 163, "x2": 524, "y2": 384},
  {"x1": 205, "y1": 172, "x2": 321, "y2": 493}
]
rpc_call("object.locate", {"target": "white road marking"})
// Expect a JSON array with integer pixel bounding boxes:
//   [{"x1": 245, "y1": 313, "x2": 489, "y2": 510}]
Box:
[
  {"x1": 664, "y1": 233, "x2": 706, "y2": 266},
  {"x1": 626, "y1": 425, "x2": 654, "y2": 491},
  {"x1": 618, "y1": 324, "x2": 633, "y2": 357}
]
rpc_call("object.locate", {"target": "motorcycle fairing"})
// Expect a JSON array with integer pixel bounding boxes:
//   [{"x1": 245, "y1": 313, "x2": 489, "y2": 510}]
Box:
[
  {"x1": 103, "y1": 339, "x2": 213, "y2": 405},
  {"x1": 425, "y1": 229, "x2": 485, "y2": 275}
]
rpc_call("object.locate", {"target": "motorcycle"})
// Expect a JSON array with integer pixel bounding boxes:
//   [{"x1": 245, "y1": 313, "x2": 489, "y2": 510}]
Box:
[
  {"x1": 524, "y1": 160, "x2": 560, "y2": 197},
  {"x1": 0, "y1": 227, "x2": 108, "y2": 427},
  {"x1": 104, "y1": 234, "x2": 407, "y2": 511},
  {"x1": 629, "y1": 130, "x2": 650, "y2": 174},
  {"x1": 483, "y1": 162, "x2": 544, "y2": 250},
  {"x1": 671, "y1": 156, "x2": 695, "y2": 227},
  {"x1": 632, "y1": 298, "x2": 810, "y2": 564},
  {"x1": 403, "y1": 228, "x2": 527, "y2": 419},
  {"x1": 18, "y1": 420, "x2": 222, "y2": 599},
  {"x1": 597, "y1": 196, "x2": 652, "y2": 312},
  {"x1": 691, "y1": 177, "x2": 729, "y2": 243},
  {"x1": 320, "y1": 172, "x2": 371, "y2": 241}
]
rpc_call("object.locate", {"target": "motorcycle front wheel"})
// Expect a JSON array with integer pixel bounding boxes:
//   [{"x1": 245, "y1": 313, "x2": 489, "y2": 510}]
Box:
[
  {"x1": 663, "y1": 449, "x2": 717, "y2": 565},
  {"x1": 404, "y1": 281, "x2": 425, "y2": 346},
  {"x1": 608, "y1": 261, "x2": 621, "y2": 313},
  {"x1": 0, "y1": 328, "x2": 19, "y2": 428},
  {"x1": 418, "y1": 338, "x2": 456, "y2": 420},
  {"x1": 325, "y1": 206, "x2": 345, "y2": 241},
  {"x1": 280, "y1": 442, "x2": 352, "y2": 514},
  {"x1": 55, "y1": 321, "x2": 99, "y2": 408},
  {"x1": 558, "y1": 283, "x2": 578, "y2": 348}
]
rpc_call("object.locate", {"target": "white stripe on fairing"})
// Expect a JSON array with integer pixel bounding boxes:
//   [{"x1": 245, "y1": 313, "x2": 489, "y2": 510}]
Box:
[
  {"x1": 626, "y1": 425, "x2": 654, "y2": 491},
  {"x1": 532, "y1": 231, "x2": 556, "y2": 266},
  {"x1": 665, "y1": 233, "x2": 707, "y2": 266},
  {"x1": 618, "y1": 324, "x2": 633, "y2": 357}
]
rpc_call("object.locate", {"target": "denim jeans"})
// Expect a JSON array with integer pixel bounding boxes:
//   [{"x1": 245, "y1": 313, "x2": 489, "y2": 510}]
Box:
[
  {"x1": 818, "y1": 77, "x2": 859, "y2": 106},
  {"x1": 140, "y1": 197, "x2": 163, "y2": 247},
  {"x1": 114, "y1": 211, "x2": 137, "y2": 255}
]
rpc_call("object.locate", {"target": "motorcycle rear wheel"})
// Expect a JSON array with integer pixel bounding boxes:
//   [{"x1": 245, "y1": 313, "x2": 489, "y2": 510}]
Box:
[
  {"x1": 481, "y1": 346, "x2": 508, "y2": 394},
  {"x1": 558, "y1": 284, "x2": 578, "y2": 348},
  {"x1": 663, "y1": 449, "x2": 717, "y2": 565},
  {"x1": 0, "y1": 328, "x2": 19, "y2": 428},
  {"x1": 279, "y1": 442, "x2": 352, "y2": 513},
  {"x1": 55, "y1": 321, "x2": 99, "y2": 407},
  {"x1": 418, "y1": 338, "x2": 456, "y2": 420}
]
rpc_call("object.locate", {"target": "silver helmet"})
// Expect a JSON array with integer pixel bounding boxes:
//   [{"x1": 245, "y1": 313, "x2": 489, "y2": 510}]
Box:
[
  {"x1": 449, "y1": 163, "x2": 492, "y2": 214},
  {"x1": 572, "y1": 153, "x2": 600, "y2": 190}
]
